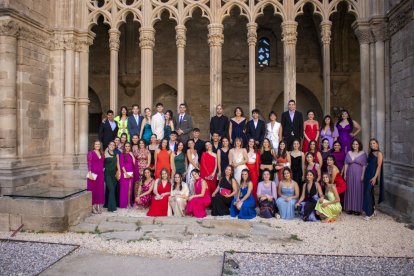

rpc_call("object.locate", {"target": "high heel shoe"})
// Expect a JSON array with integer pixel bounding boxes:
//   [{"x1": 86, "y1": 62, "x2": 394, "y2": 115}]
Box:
[{"x1": 92, "y1": 205, "x2": 98, "y2": 214}]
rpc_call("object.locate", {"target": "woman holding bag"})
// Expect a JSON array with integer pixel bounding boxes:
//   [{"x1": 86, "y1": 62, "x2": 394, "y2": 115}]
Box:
[{"x1": 257, "y1": 169, "x2": 278, "y2": 218}]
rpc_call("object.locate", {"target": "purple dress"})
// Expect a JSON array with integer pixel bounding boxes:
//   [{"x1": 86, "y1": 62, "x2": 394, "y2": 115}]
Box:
[
  {"x1": 320, "y1": 127, "x2": 339, "y2": 149},
  {"x1": 87, "y1": 151, "x2": 105, "y2": 205},
  {"x1": 344, "y1": 152, "x2": 367, "y2": 212},
  {"x1": 332, "y1": 151, "x2": 346, "y2": 172},
  {"x1": 337, "y1": 124, "x2": 353, "y2": 153},
  {"x1": 119, "y1": 152, "x2": 135, "y2": 208}
]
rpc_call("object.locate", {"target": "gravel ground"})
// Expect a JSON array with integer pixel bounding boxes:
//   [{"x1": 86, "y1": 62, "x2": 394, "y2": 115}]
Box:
[
  {"x1": 0, "y1": 211, "x2": 413, "y2": 259},
  {"x1": 0, "y1": 240, "x2": 78, "y2": 276},
  {"x1": 223, "y1": 252, "x2": 414, "y2": 275}
]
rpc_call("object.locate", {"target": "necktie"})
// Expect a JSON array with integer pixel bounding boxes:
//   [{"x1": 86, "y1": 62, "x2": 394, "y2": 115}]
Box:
[
  {"x1": 135, "y1": 115, "x2": 138, "y2": 125},
  {"x1": 180, "y1": 115, "x2": 183, "y2": 123}
]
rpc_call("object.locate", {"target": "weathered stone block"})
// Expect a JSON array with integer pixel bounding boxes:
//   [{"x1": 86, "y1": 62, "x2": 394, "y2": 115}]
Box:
[{"x1": 0, "y1": 213, "x2": 10, "y2": 231}]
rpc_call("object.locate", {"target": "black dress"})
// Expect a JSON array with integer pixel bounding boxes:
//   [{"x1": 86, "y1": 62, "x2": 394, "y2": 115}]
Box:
[
  {"x1": 291, "y1": 153, "x2": 303, "y2": 193},
  {"x1": 219, "y1": 148, "x2": 229, "y2": 178},
  {"x1": 211, "y1": 177, "x2": 234, "y2": 216},
  {"x1": 260, "y1": 150, "x2": 274, "y2": 181},
  {"x1": 300, "y1": 181, "x2": 319, "y2": 221}
]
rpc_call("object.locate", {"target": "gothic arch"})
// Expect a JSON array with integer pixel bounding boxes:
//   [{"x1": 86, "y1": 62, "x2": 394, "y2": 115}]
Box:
[{"x1": 153, "y1": 83, "x2": 178, "y2": 113}]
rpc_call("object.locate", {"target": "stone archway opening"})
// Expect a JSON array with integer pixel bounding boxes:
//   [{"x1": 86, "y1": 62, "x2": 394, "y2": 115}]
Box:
[
  {"x1": 153, "y1": 83, "x2": 178, "y2": 116},
  {"x1": 88, "y1": 86, "x2": 103, "y2": 139}
]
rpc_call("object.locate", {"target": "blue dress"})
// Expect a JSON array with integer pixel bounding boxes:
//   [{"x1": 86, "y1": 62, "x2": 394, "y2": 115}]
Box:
[
  {"x1": 276, "y1": 186, "x2": 298, "y2": 219},
  {"x1": 230, "y1": 119, "x2": 247, "y2": 147},
  {"x1": 142, "y1": 123, "x2": 152, "y2": 145},
  {"x1": 363, "y1": 152, "x2": 384, "y2": 217},
  {"x1": 230, "y1": 186, "x2": 256, "y2": 219}
]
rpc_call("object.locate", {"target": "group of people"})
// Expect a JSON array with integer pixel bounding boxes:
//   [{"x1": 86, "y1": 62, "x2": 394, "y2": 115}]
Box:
[{"x1": 87, "y1": 100, "x2": 384, "y2": 222}]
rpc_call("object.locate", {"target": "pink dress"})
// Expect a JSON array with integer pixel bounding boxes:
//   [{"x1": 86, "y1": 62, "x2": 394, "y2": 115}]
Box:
[
  {"x1": 137, "y1": 179, "x2": 154, "y2": 208},
  {"x1": 119, "y1": 152, "x2": 135, "y2": 208},
  {"x1": 186, "y1": 179, "x2": 211, "y2": 218},
  {"x1": 87, "y1": 151, "x2": 105, "y2": 205}
]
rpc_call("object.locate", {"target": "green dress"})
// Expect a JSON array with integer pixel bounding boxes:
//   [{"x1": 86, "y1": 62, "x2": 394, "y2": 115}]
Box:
[
  {"x1": 164, "y1": 124, "x2": 172, "y2": 141},
  {"x1": 104, "y1": 152, "x2": 118, "y2": 212},
  {"x1": 174, "y1": 152, "x2": 186, "y2": 175},
  {"x1": 315, "y1": 191, "x2": 342, "y2": 219}
]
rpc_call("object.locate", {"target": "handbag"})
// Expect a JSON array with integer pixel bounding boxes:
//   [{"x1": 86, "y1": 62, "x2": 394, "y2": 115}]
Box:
[
  {"x1": 259, "y1": 181, "x2": 277, "y2": 218},
  {"x1": 219, "y1": 188, "x2": 231, "y2": 196},
  {"x1": 124, "y1": 171, "x2": 133, "y2": 178},
  {"x1": 86, "y1": 172, "x2": 97, "y2": 181}
]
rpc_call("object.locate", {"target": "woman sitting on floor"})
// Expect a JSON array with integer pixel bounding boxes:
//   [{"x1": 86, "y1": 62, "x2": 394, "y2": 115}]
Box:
[
  {"x1": 230, "y1": 169, "x2": 256, "y2": 220},
  {"x1": 315, "y1": 173, "x2": 342, "y2": 222}
]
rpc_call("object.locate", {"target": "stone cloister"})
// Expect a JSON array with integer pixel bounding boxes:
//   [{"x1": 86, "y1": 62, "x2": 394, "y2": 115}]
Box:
[{"x1": 0, "y1": 0, "x2": 413, "y2": 223}]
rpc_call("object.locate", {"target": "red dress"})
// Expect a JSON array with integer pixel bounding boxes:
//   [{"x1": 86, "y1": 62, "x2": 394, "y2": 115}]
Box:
[
  {"x1": 200, "y1": 152, "x2": 217, "y2": 196},
  {"x1": 333, "y1": 173, "x2": 347, "y2": 195},
  {"x1": 246, "y1": 151, "x2": 260, "y2": 201},
  {"x1": 303, "y1": 124, "x2": 319, "y2": 152},
  {"x1": 276, "y1": 155, "x2": 288, "y2": 182},
  {"x1": 147, "y1": 181, "x2": 171, "y2": 216},
  {"x1": 155, "y1": 149, "x2": 171, "y2": 179},
  {"x1": 186, "y1": 179, "x2": 211, "y2": 218}
]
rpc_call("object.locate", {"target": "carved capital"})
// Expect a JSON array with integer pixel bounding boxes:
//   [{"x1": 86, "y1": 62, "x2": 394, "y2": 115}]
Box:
[
  {"x1": 139, "y1": 27, "x2": 155, "y2": 50},
  {"x1": 175, "y1": 25, "x2": 186, "y2": 48},
  {"x1": 320, "y1": 21, "x2": 332, "y2": 45},
  {"x1": 247, "y1": 23, "x2": 257, "y2": 46},
  {"x1": 0, "y1": 20, "x2": 19, "y2": 37},
  {"x1": 371, "y1": 18, "x2": 388, "y2": 42},
  {"x1": 109, "y1": 29, "x2": 121, "y2": 51},
  {"x1": 76, "y1": 32, "x2": 95, "y2": 52},
  {"x1": 352, "y1": 22, "x2": 373, "y2": 45},
  {"x1": 208, "y1": 24, "x2": 224, "y2": 47},
  {"x1": 281, "y1": 21, "x2": 298, "y2": 45}
]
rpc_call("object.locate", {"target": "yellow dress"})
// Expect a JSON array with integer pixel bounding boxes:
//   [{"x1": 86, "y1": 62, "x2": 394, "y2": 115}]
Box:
[
  {"x1": 114, "y1": 115, "x2": 129, "y2": 141},
  {"x1": 315, "y1": 191, "x2": 342, "y2": 219}
]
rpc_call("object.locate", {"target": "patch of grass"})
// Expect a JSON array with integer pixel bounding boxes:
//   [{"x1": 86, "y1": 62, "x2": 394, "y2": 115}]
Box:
[
  {"x1": 135, "y1": 221, "x2": 141, "y2": 227},
  {"x1": 235, "y1": 234, "x2": 249, "y2": 239},
  {"x1": 127, "y1": 236, "x2": 151, "y2": 243},
  {"x1": 182, "y1": 226, "x2": 194, "y2": 236},
  {"x1": 227, "y1": 250, "x2": 235, "y2": 255},
  {"x1": 91, "y1": 225, "x2": 101, "y2": 234},
  {"x1": 136, "y1": 226, "x2": 141, "y2": 231},
  {"x1": 289, "y1": 234, "x2": 302, "y2": 241},
  {"x1": 222, "y1": 268, "x2": 234, "y2": 275},
  {"x1": 224, "y1": 233, "x2": 234, "y2": 238},
  {"x1": 260, "y1": 221, "x2": 272, "y2": 227}
]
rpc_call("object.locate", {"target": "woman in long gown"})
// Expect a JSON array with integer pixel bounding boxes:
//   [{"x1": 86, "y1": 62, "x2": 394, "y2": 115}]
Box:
[
  {"x1": 186, "y1": 139, "x2": 199, "y2": 194},
  {"x1": 104, "y1": 141, "x2": 118, "y2": 212},
  {"x1": 266, "y1": 111, "x2": 282, "y2": 150},
  {"x1": 305, "y1": 152, "x2": 321, "y2": 183},
  {"x1": 320, "y1": 115, "x2": 339, "y2": 149},
  {"x1": 331, "y1": 141, "x2": 346, "y2": 172},
  {"x1": 114, "y1": 106, "x2": 129, "y2": 141},
  {"x1": 136, "y1": 139, "x2": 151, "y2": 176},
  {"x1": 260, "y1": 138, "x2": 276, "y2": 181},
  {"x1": 276, "y1": 168, "x2": 300, "y2": 220},
  {"x1": 140, "y1": 108, "x2": 153, "y2": 145},
  {"x1": 320, "y1": 138, "x2": 331, "y2": 173},
  {"x1": 131, "y1": 135, "x2": 141, "y2": 189},
  {"x1": 118, "y1": 142, "x2": 135, "y2": 208},
  {"x1": 154, "y1": 138, "x2": 171, "y2": 179},
  {"x1": 326, "y1": 155, "x2": 347, "y2": 197},
  {"x1": 200, "y1": 141, "x2": 217, "y2": 196},
  {"x1": 148, "y1": 134, "x2": 158, "y2": 171},
  {"x1": 147, "y1": 168, "x2": 171, "y2": 216},
  {"x1": 290, "y1": 139, "x2": 305, "y2": 194},
  {"x1": 171, "y1": 141, "x2": 187, "y2": 178},
  {"x1": 275, "y1": 140, "x2": 291, "y2": 182},
  {"x1": 363, "y1": 139, "x2": 384, "y2": 221},
  {"x1": 343, "y1": 139, "x2": 367, "y2": 215},
  {"x1": 229, "y1": 137, "x2": 248, "y2": 184},
  {"x1": 246, "y1": 138, "x2": 260, "y2": 201},
  {"x1": 168, "y1": 173, "x2": 189, "y2": 217},
  {"x1": 217, "y1": 137, "x2": 230, "y2": 178},
  {"x1": 315, "y1": 173, "x2": 342, "y2": 222},
  {"x1": 230, "y1": 169, "x2": 256, "y2": 219},
  {"x1": 164, "y1": 110, "x2": 175, "y2": 141},
  {"x1": 186, "y1": 169, "x2": 211, "y2": 218},
  {"x1": 295, "y1": 170, "x2": 324, "y2": 221},
  {"x1": 135, "y1": 168, "x2": 154, "y2": 208},
  {"x1": 303, "y1": 110, "x2": 319, "y2": 153},
  {"x1": 257, "y1": 169, "x2": 278, "y2": 218},
  {"x1": 211, "y1": 166, "x2": 239, "y2": 216},
  {"x1": 228, "y1": 107, "x2": 247, "y2": 147},
  {"x1": 87, "y1": 140, "x2": 105, "y2": 214},
  {"x1": 336, "y1": 110, "x2": 361, "y2": 153}
]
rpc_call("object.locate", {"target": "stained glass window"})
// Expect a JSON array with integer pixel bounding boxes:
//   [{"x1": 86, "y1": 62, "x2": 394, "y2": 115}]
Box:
[{"x1": 258, "y1": 37, "x2": 270, "y2": 67}]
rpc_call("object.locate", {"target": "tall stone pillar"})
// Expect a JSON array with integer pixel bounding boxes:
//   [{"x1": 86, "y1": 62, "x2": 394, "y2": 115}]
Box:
[
  {"x1": 64, "y1": 36, "x2": 76, "y2": 154},
  {"x1": 208, "y1": 24, "x2": 224, "y2": 118},
  {"x1": 247, "y1": 23, "x2": 257, "y2": 114},
  {"x1": 176, "y1": 25, "x2": 186, "y2": 109},
  {"x1": 321, "y1": 20, "x2": 332, "y2": 115},
  {"x1": 0, "y1": 20, "x2": 19, "y2": 157},
  {"x1": 281, "y1": 21, "x2": 298, "y2": 109},
  {"x1": 109, "y1": 29, "x2": 120, "y2": 112},
  {"x1": 353, "y1": 22, "x2": 372, "y2": 147},
  {"x1": 139, "y1": 27, "x2": 155, "y2": 110}
]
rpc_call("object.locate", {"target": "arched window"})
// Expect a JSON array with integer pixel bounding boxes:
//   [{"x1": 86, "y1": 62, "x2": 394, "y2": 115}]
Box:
[{"x1": 258, "y1": 37, "x2": 270, "y2": 67}]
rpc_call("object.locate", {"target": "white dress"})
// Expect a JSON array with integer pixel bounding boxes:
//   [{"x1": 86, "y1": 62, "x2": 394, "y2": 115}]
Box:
[
  {"x1": 232, "y1": 149, "x2": 248, "y2": 185},
  {"x1": 266, "y1": 122, "x2": 281, "y2": 150},
  {"x1": 186, "y1": 152, "x2": 199, "y2": 194}
]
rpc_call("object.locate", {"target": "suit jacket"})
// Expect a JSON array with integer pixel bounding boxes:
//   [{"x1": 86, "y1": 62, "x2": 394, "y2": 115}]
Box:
[
  {"x1": 127, "y1": 114, "x2": 143, "y2": 139},
  {"x1": 281, "y1": 110, "x2": 304, "y2": 139},
  {"x1": 246, "y1": 119, "x2": 266, "y2": 143},
  {"x1": 98, "y1": 120, "x2": 118, "y2": 148},
  {"x1": 174, "y1": 113, "x2": 193, "y2": 142},
  {"x1": 194, "y1": 138, "x2": 205, "y2": 163}
]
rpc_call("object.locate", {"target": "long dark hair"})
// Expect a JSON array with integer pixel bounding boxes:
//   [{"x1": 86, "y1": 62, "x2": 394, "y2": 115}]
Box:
[
  {"x1": 323, "y1": 115, "x2": 335, "y2": 132},
  {"x1": 119, "y1": 105, "x2": 128, "y2": 117},
  {"x1": 240, "y1": 169, "x2": 251, "y2": 186},
  {"x1": 172, "y1": 173, "x2": 183, "y2": 191},
  {"x1": 123, "y1": 142, "x2": 131, "y2": 162},
  {"x1": 336, "y1": 109, "x2": 354, "y2": 131},
  {"x1": 368, "y1": 138, "x2": 381, "y2": 155},
  {"x1": 159, "y1": 138, "x2": 169, "y2": 150},
  {"x1": 277, "y1": 140, "x2": 287, "y2": 158}
]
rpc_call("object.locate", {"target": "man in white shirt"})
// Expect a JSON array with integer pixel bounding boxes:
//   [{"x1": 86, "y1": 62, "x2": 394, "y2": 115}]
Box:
[{"x1": 151, "y1": 102, "x2": 165, "y2": 141}]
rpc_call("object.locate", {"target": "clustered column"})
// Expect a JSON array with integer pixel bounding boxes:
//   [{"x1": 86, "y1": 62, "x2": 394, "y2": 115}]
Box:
[
  {"x1": 0, "y1": 20, "x2": 19, "y2": 157},
  {"x1": 281, "y1": 21, "x2": 298, "y2": 109},
  {"x1": 140, "y1": 27, "x2": 155, "y2": 110},
  {"x1": 320, "y1": 20, "x2": 332, "y2": 115},
  {"x1": 247, "y1": 23, "x2": 257, "y2": 113},
  {"x1": 109, "y1": 29, "x2": 120, "y2": 112},
  {"x1": 64, "y1": 35, "x2": 76, "y2": 154},
  {"x1": 208, "y1": 23, "x2": 224, "y2": 117},
  {"x1": 176, "y1": 25, "x2": 186, "y2": 108}
]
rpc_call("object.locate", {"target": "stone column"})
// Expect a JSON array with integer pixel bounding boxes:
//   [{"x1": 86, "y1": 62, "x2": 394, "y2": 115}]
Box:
[
  {"x1": 321, "y1": 21, "x2": 332, "y2": 115},
  {"x1": 0, "y1": 20, "x2": 19, "y2": 157},
  {"x1": 176, "y1": 25, "x2": 186, "y2": 109},
  {"x1": 353, "y1": 22, "x2": 372, "y2": 147},
  {"x1": 281, "y1": 21, "x2": 298, "y2": 109},
  {"x1": 64, "y1": 36, "x2": 76, "y2": 154},
  {"x1": 109, "y1": 29, "x2": 120, "y2": 112},
  {"x1": 139, "y1": 27, "x2": 155, "y2": 110},
  {"x1": 247, "y1": 23, "x2": 257, "y2": 113},
  {"x1": 208, "y1": 24, "x2": 224, "y2": 117}
]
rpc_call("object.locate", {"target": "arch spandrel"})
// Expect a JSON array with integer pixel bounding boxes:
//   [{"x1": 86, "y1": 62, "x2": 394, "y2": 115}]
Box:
[
  {"x1": 182, "y1": 3, "x2": 212, "y2": 25},
  {"x1": 88, "y1": 10, "x2": 113, "y2": 31},
  {"x1": 150, "y1": 6, "x2": 180, "y2": 26},
  {"x1": 293, "y1": 0, "x2": 325, "y2": 21},
  {"x1": 328, "y1": 0, "x2": 360, "y2": 20},
  {"x1": 115, "y1": 9, "x2": 143, "y2": 29},
  {"x1": 252, "y1": 0, "x2": 286, "y2": 22},
  {"x1": 219, "y1": 1, "x2": 251, "y2": 24}
]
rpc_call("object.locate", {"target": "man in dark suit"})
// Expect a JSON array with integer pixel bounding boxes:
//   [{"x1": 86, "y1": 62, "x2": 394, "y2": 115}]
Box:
[
  {"x1": 281, "y1": 99, "x2": 304, "y2": 151},
  {"x1": 193, "y1": 128, "x2": 205, "y2": 163},
  {"x1": 127, "y1": 104, "x2": 143, "y2": 141},
  {"x1": 174, "y1": 103, "x2": 193, "y2": 143},
  {"x1": 246, "y1": 109, "x2": 266, "y2": 147},
  {"x1": 210, "y1": 104, "x2": 229, "y2": 139},
  {"x1": 99, "y1": 110, "x2": 118, "y2": 149}
]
